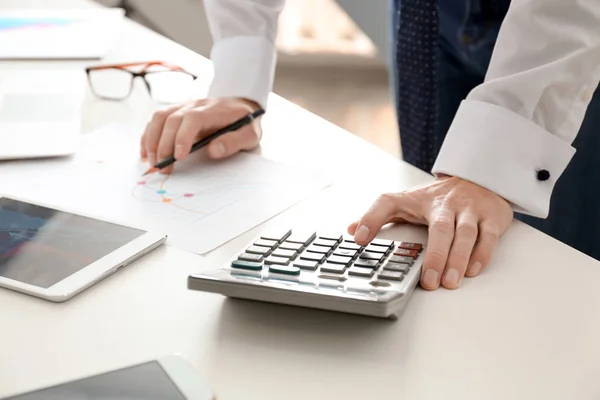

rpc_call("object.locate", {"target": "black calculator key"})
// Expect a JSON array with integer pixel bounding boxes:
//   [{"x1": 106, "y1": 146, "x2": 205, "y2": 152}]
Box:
[
  {"x1": 254, "y1": 239, "x2": 278, "y2": 249},
  {"x1": 364, "y1": 244, "x2": 389, "y2": 254},
  {"x1": 318, "y1": 233, "x2": 343, "y2": 243},
  {"x1": 348, "y1": 266, "x2": 374, "y2": 278},
  {"x1": 268, "y1": 265, "x2": 301, "y2": 276},
  {"x1": 238, "y1": 253, "x2": 263, "y2": 263},
  {"x1": 378, "y1": 270, "x2": 404, "y2": 281},
  {"x1": 353, "y1": 259, "x2": 379, "y2": 269},
  {"x1": 359, "y1": 251, "x2": 384, "y2": 262},
  {"x1": 333, "y1": 248, "x2": 358, "y2": 258},
  {"x1": 313, "y1": 238, "x2": 338, "y2": 248},
  {"x1": 300, "y1": 252, "x2": 325, "y2": 263},
  {"x1": 231, "y1": 260, "x2": 263, "y2": 271},
  {"x1": 338, "y1": 242, "x2": 361, "y2": 251},
  {"x1": 280, "y1": 241, "x2": 303, "y2": 251},
  {"x1": 246, "y1": 245, "x2": 271, "y2": 256},
  {"x1": 286, "y1": 231, "x2": 317, "y2": 246},
  {"x1": 326, "y1": 255, "x2": 352, "y2": 266},
  {"x1": 383, "y1": 262, "x2": 409, "y2": 273},
  {"x1": 388, "y1": 255, "x2": 413, "y2": 265},
  {"x1": 260, "y1": 229, "x2": 292, "y2": 243},
  {"x1": 320, "y1": 263, "x2": 346, "y2": 274},
  {"x1": 370, "y1": 238, "x2": 395, "y2": 248},
  {"x1": 272, "y1": 248, "x2": 297, "y2": 259},
  {"x1": 264, "y1": 255, "x2": 290, "y2": 266},
  {"x1": 306, "y1": 245, "x2": 331, "y2": 255},
  {"x1": 294, "y1": 259, "x2": 319, "y2": 271}
]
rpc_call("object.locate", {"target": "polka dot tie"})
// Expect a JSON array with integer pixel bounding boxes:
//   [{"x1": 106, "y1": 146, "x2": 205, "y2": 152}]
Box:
[{"x1": 394, "y1": 0, "x2": 439, "y2": 173}]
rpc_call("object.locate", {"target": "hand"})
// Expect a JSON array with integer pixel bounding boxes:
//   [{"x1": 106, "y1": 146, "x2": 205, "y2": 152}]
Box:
[
  {"x1": 347, "y1": 176, "x2": 514, "y2": 290},
  {"x1": 140, "y1": 97, "x2": 263, "y2": 174}
]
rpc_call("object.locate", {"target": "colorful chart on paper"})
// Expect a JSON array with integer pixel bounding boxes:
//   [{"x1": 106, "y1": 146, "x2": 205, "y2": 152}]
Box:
[{"x1": 0, "y1": 18, "x2": 79, "y2": 32}]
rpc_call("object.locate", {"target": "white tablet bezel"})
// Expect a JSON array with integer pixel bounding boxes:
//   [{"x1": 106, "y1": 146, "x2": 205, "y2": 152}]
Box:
[
  {"x1": 158, "y1": 355, "x2": 215, "y2": 399},
  {"x1": 0, "y1": 194, "x2": 167, "y2": 302}
]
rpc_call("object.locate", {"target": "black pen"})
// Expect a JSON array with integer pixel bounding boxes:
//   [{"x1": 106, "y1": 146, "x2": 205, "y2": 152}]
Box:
[{"x1": 142, "y1": 108, "x2": 265, "y2": 176}]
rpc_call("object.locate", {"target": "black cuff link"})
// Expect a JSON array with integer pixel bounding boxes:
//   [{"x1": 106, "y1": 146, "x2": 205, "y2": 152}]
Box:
[{"x1": 536, "y1": 169, "x2": 550, "y2": 181}]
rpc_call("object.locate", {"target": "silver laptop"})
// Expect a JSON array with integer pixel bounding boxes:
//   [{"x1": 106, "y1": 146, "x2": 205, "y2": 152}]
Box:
[{"x1": 0, "y1": 69, "x2": 85, "y2": 160}]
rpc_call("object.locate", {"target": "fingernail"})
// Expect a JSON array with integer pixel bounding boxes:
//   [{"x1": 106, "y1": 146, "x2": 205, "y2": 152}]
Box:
[
  {"x1": 443, "y1": 268, "x2": 459, "y2": 287},
  {"x1": 423, "y1": 269, "x2": 439, "y2": 289},
  {"x1": 469, "y1": 261, "x2": 482, "y2": 276},
  {"x1": 354, "y1": 225, "x2": 369, "y2": 242},
  {"x1": 212, "y1": 141, "x2": 226, "y2": 157},
  {"x1": 175, "y1": 144, "x2": 184, "y2": 160}
]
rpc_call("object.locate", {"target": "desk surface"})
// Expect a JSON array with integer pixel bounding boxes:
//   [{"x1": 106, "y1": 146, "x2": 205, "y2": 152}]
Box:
[{"x1": 1, "y1": 1, "x2": 600, "y2": 399}]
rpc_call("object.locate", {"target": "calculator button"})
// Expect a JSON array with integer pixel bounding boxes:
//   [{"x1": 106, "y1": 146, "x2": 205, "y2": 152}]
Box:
[
  {"x1": 369, "y1": 280, "x2": 391, "y2": 288},
  {"x1": 333, "y1": 248, "x2": 358, "y2": 258},
  {"x1": 318, "y1": 233, "x2": 343, "y2": 243},
  {"x1": 326, "y1": 255, "x2": 352, "y2": 266},
  {"x1": 364, "y1": 244, "x2": 389, "y2": 254},
  {"x1": 246, "y1": 245, "x2": 271, "y2": 256},
  {"x1": 300, "y1": 252, "x2": 326, "y2": 263},
  {"x1": 313, "y1": 239, "x2": 338, "y2": 248},
  {"x1": 294, "y1": 259, "x2": 319, "y2": 271},
  {"x1": 370, "y1": 238, "x2": 395, "y2": 248},
  {"x1": 254, "y1": 239, "x2": 278, "y2": 249},
  {"x1": 359, "y1": 251, "x2": 385, "y2": 262},
  {"x1": 388, "y1": 255, "x2": 413, "y2": 265},
  {"x1": 382, "y1": 262, "x2": 409, "y2": 273},
  {"x1": 348, "y1": 266, "x2": 375, "y2": 278},
  {"x1": 260, "y1": 229, "x2": 292, "y2": 243},
  {"x1": 231, "y1": 260, "x2": 263, "y2": 271},
  {"x1": 393, "y1": 248, "x2": 419, "y2": 258},
  {"x1": 272, "y1": 248, "x2": 297, "y2": 259},
  {"x1": 264, "y1": 255, "x2": 290, "y2": 266},
  {"x1": 268, "y1": 265, "x2": 300, "y2": 276},
  {"x1": 286, "y1": 231, "x2": 317, "y2": 246},
  {"x1": 398, "y1": 242, "x2": 423, "y2": 251},
  {"x1": 320, "y1": 263, "x2": 347, "y2": 274},
  {"x1": 353, "y1": 259, "x2": 380, "y2": 269},
  {"x1": 306, "y1": 245, "x2": 331, "y2": 255},
  {"x1": 238, "y1": 253, "x2": 264, "y2": 263},
  {"x1": 378, "y1": 270, "x2": 404, "y2": 281},
  {"x1": 318, "y1": 274, "x2": 347, "y2": 282},
  {"x1": 280, "y1": 241, "x2": 303, "y2": 251},
  {"x1": 343, "y1": 235, "x2": 356, "y2": 243},
  {"x1": 338, "y1": 242, "x2": 361, "y2": 251}
]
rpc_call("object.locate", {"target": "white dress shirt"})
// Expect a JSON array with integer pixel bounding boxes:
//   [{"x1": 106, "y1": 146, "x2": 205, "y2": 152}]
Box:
[{"x1": 204, "y1": 0, "x2": 600, "y2": 219}]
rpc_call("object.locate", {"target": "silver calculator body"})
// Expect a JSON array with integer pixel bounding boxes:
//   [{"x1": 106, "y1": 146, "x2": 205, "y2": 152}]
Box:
[{"x1": 188, "y1": 229, "x2": 425, "y2": 319}]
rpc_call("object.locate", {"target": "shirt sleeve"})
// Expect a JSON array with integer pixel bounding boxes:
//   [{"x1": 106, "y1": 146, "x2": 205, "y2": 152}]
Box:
[
  {"x1": 203, "y1": 0, "x2": 286, "y2": 109},
  {"x1": 431, "y1": 0, "x2": 600, "y2": 218}
]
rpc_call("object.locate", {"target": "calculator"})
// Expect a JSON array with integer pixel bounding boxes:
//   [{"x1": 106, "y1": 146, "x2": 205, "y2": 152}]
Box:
[{"x1": 187, "y1": 229, "x2": 425, "y2": 319}]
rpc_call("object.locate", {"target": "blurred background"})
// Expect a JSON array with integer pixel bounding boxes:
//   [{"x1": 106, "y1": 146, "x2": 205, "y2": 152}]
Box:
[{"x1": 95, "y1": 0, "x2": 400, "y2": 157}]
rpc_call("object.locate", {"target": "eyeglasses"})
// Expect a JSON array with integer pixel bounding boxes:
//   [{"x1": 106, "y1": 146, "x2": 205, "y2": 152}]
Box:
[{"x1": 85, "y1": 61, "x2": 198, "y2": 103}]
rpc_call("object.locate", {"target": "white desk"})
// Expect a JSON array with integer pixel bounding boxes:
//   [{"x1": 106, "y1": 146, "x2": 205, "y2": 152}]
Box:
[{"x1": 1, "y1": 1, "x2": 600, "y2": 399}]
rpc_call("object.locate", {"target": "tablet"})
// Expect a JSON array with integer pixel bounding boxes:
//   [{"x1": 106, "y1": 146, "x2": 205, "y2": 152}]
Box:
[
  {"x1": 0, "y1": 195, "x2": 166, "y2": 302},
  {"x1": 1, "y1": 355, "x2": 214, "y2": 400}
]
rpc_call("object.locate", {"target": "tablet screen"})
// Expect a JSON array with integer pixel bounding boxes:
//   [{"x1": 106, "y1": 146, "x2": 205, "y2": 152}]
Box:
[
  {"x1": 0, "y1": 197, "x2": 145, "y2": 288},
  {"x1": 5, "y1": 361, "x2": 186, "y2": 399}
]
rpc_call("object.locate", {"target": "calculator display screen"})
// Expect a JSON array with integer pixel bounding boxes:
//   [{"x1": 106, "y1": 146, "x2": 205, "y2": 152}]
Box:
[
  {"x1": 0, "y1": 197, "x2": 144, "y2": 289},
  {"x1": 5, "y1": 361, "x2": 186, "y2": 399}
]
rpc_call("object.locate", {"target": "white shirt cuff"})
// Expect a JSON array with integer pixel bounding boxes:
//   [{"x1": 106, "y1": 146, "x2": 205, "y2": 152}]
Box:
[
  {"x1": 207, "y1": 36, "x2": 276, "y2": 109},
  {"x1": 431, "y1": 100, "x2": 576, "y2": 218}
]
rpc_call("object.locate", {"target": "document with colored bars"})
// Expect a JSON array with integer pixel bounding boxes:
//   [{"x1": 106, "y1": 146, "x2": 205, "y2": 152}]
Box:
[{"x1": 0, "y1": 123, "x2": 332, "y2": 254}]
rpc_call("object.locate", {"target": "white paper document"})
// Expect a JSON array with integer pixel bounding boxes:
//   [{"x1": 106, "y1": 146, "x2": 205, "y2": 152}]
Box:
[{"x1": 0, "y1": 123, "x2": 331, "y2": 254}]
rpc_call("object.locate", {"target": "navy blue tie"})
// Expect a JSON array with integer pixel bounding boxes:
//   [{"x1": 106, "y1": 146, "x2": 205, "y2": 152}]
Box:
[{"x1": 394, "y1": 0, "x2": 439, "y2": 173}]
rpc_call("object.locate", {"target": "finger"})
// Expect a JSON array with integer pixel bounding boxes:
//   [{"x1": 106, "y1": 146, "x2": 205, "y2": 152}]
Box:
[
  {"x1": 441, "y1": 211, "x2": 478, "y2": 289},
  {"x1": 144, "y1": 104, "x2": 182, "y2": 166},
  {"x1": 347, "y1": 216, "x2": 412, "y2": 236},
  {"x1": 156, "y1": 110, "x2": 186, "y2": 174},
  {"x1": 465, "y1": 219, "x2": 500, "y2": 277},
  {"x1": 206, "y1": 123, "x2": 261, "y2": 159},
  {"x1": 140, "y1": 125, "x2": 148, "y2": 159},
  {"x1": 350, "y1": 193, "x2": 406, "y2": 245},
  {"x1": 421, "y1": 208, "x2": 456, "y2": 290}
]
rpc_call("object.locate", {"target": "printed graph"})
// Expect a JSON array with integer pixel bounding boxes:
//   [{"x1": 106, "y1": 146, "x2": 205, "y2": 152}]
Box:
[{"x1": 0, "y1": 17, "x2": 78, "y2": 32}]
